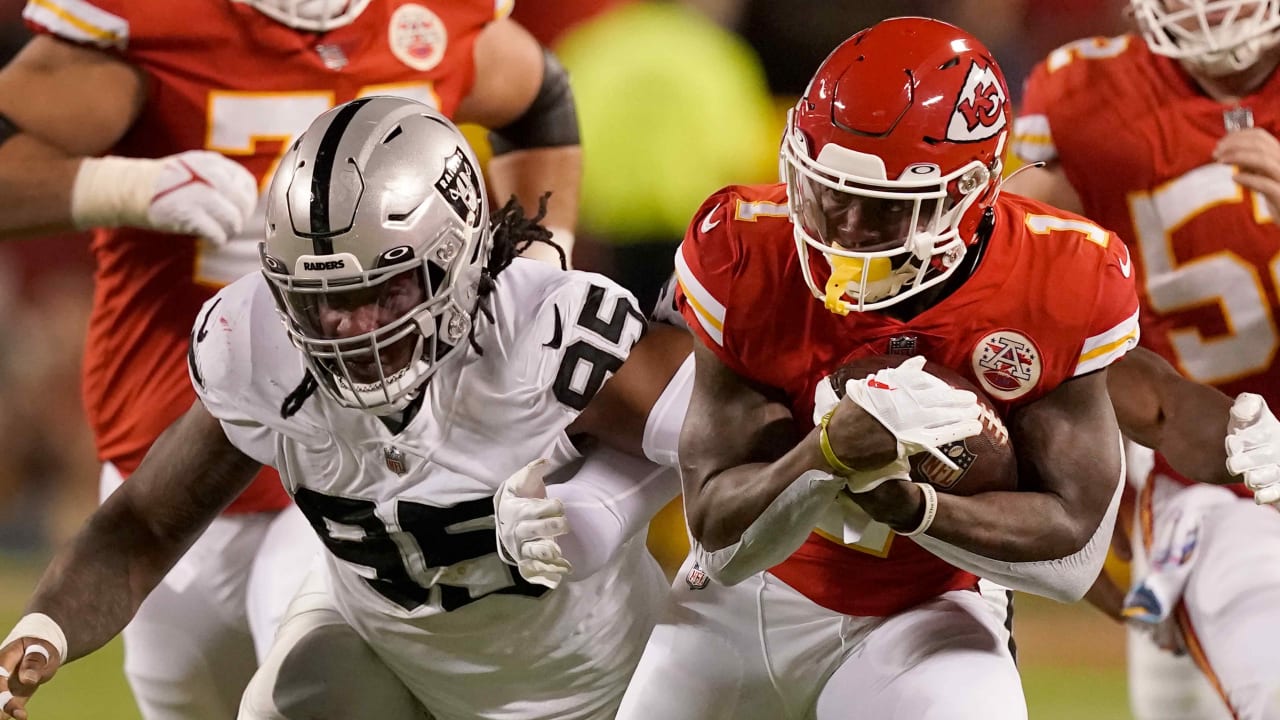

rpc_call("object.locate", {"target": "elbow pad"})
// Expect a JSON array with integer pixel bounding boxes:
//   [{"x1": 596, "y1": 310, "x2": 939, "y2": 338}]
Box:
[
  {"x1": 912, "y1": 434, "x2": 1127, "y2": 602},
  {"x1": 488, "y1": 48, "x2": 579, "y2": 155},
  {"x1": 695, "y1": 470, "x2": 845, "y2": 587}
]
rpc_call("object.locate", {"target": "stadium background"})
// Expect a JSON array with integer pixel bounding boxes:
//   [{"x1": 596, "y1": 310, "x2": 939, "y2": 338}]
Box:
[{"x1": 0, "y1": 1, "x2": 1137, "y2": 717}]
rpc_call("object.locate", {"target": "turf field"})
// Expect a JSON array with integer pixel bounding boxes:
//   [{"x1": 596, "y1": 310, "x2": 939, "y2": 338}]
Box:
[{"x1": 0, "y1": 556, "x2": 1130, "y2": 720}]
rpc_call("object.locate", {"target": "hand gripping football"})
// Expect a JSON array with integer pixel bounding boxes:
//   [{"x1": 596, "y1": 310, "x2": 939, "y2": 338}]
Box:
[{"x1": 829, "y1": 354, "x2": 1018, "y2": 495}]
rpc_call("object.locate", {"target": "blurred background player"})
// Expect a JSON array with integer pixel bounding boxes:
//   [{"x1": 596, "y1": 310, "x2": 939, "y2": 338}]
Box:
[
  {"x1": 619, "y1": 17, "x2": 1141, "y2": 719},
  {"x1": 0, "y1": 1, "x2": 582, "y2": 718},
  {"x1": 1009, "y1": 1, "x2": 1280, "y2": 718}
]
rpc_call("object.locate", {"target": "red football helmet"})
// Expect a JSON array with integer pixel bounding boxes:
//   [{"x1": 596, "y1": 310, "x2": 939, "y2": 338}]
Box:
[{"x1": 781, "y1": 17, "x2": 1011, "y2": 314}]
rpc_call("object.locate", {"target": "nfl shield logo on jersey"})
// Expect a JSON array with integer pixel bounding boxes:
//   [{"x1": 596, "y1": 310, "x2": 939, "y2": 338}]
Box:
[
  {"x1": 887, "y1": 334, "x2": 918, "y2": 355},
  {"x1": 686, "y1": 562, "x2": 710, "y2": 590},
  {"x1": 384, "y1": 446, "x2": 409, "y2": 475}
]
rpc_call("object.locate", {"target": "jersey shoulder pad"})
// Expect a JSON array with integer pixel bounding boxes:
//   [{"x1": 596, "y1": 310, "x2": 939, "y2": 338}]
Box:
[
  {"x1": 188, "y1": 273, "x2": 313, "y2": 431},
  {"x1": 675, "y1": 184, "x2": 789, "y2": 349},
  {"x1": 23, "y1": 0, "x2": 129, "y2": 50},
  {"x1": 999, "y1": 196, "x2": 1140, "y2": 376},
  {"x1": 494, "y1": 259, "x2": 647, "y2": 414},
  {"x1": 1014, "y1": 34, "x2": 1138, "y2": 164}
]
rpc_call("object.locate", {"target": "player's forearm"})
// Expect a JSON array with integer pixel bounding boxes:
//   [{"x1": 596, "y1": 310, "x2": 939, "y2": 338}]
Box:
[
  {"x1": 0, "y1": 134, "x2": 81, "y2": 238},
  {"x1": 686, "y1": 429, "x2": 835, "y2": 552},
  {"x1": 486, "y1": 146, "x2": 581, "y2": 263},
  {"x1": 24, "y1": 497, "x2": 194, "y2": 661},
  {"x1": 1144, "y1": 375, "x2": 1235, "y2": 485},
  {"x1": 26, "y1": 405, "x2": 259, "y2": 662},
  {"x1": 923, "y1": 489, "x2": 1100, "y2": 561}
]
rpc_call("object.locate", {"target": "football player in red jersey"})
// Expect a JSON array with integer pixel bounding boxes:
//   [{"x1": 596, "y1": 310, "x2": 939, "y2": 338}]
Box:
[
  {"x1": 616, "y1": 17, "x2": 1141, "y2": 720},
  {"x1": 1008, "y1": 1, "x2": 1280, "y2": 717},
  {"x1": 0, "y1": 1, "x2": 581, "y2": 718}
]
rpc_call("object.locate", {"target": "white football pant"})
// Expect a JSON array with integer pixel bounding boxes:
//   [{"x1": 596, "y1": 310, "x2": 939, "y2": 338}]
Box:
[{"x1": 618, "y1": 553, "x2": 1026, "y2": 720}]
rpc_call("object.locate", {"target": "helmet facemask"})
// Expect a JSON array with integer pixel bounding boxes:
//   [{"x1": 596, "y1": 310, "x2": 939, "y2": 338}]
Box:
[
  {"x1": 1132, "y1": 0, "x2": 1280, "y2": 76},
  {"x1": 263, "y1": 222, "x2": 483, "y2": 414},
  {"x1": 261, "y1": 97, "x2": 493, "y2": 417},
  {"x1": 236, "y1": 0, "x2": 373, "y2": 32},
  {"x1": 782, "y1": 112, "x2": 999, "y2": 315}
]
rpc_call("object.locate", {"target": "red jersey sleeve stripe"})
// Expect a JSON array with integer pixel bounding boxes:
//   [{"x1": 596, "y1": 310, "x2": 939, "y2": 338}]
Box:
[{"x1": 675, "y1": 241, "x2": 726, "y2": 346}]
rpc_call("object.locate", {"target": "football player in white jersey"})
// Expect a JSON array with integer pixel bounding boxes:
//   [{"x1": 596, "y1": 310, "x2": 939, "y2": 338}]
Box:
[{"x1": 0, "y1": 97, "x2": 693, "y2": 720}]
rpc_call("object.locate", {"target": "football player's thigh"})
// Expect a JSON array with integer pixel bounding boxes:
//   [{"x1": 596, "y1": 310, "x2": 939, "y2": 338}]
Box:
[
  {"x1": 246, "y1": 502, "x2": 324, "y2": 661},
  {"x1": 239, "y1": 565, "x2": 429, "y2": 720},
  {"x1": 617, "y1": 555, "x2": 844, "y2": 720},
  {"x1": 816, "y1": 589, "x2": 1025, "y2": 720},
  {"x1": 977, "y1": 578, "x2": 1015, "y2": 655},
  {"x1": 103, "y1": 464, "x2": 265, "y2": 720},
  {"x1": 1181, "y1": 498, "x2": 1280, "y2": 720}
]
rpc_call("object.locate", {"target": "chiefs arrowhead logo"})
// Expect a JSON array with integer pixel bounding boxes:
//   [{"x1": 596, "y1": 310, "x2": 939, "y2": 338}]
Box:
[{"x1": 947, "y1": 61, "x2": 1008, "y2": 143}]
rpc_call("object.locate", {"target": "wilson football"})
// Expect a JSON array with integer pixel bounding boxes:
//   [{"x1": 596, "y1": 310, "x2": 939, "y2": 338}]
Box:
[{"x1": 828, "y1": 354, "x2": 1017, "y2": 495}]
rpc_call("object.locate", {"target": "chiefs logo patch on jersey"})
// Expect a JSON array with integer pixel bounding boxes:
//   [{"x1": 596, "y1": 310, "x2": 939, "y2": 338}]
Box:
[
  {"x1": 971, "y1": 329, "x2": 1042, "y2": 401},
  {"x1": 947, "y1": 61, "x2": 1008, "y2": 143},
  {"x1": 390, "y1": 3, "x2": 448, "y2": 72}
]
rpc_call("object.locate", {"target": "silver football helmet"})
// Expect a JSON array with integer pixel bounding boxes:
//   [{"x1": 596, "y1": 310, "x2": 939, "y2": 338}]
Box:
[
  {"x1": 1131, "y1": 0, "x2": 1280, "y2": 76},
  {"x1": 236, "y1": 0, "x2": 372, "y2": 32},
  {"x1": 262, "y1": 96, "x2": 491, "y2": 415}
]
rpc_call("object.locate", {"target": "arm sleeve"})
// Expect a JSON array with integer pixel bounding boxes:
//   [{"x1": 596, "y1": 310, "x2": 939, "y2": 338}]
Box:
[
  {"x1": 544, "y1": 446, "x2": 681, "y2": 579},
  {"x1": 912, "y1": 432, "x2": 1127, "y2": 602}
]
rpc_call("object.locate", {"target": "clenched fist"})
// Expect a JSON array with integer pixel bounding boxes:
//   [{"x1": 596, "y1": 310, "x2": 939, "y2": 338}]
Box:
[{"x1": 72, "y1": 150, "x2": 258, "y2": 244}]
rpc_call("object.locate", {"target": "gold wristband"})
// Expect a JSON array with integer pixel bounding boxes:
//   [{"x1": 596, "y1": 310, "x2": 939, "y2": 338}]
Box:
[{"x1": 819, "y1": 408, "x2": 857, "y2": 476}]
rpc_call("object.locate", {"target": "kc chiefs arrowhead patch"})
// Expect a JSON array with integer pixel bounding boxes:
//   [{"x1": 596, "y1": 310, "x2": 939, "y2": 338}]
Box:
[{"x1": 947, "y1": 60, "x2": 1008, "y2": 143}]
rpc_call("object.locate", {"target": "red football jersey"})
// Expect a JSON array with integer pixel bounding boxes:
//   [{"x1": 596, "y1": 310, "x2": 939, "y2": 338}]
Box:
[
  {"x1": 675, "y1": 183, "x2": 1140, "y2": 617},
  {"x1": 25, "y1": 0, "x2": 506, "y2": 512},
  {"x1": 1016, "y1": 35, "x2": 1280, "y2": 494}
]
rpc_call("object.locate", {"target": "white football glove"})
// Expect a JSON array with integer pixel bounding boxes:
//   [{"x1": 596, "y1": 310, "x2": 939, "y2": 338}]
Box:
[
  {"x1": 844, "y1": 355, "x2": 984, "y2": 471},
  {"x1": 1225, "y1": 392, "x2": 1280, "y2": 505},
  {"x1": 71, "y1": 151, "x2": 258, "y2": 245},
  {"x1": 493, "y1": 459, "x2": 572, "y2": 589},
  {"x1": 813, "y1": 376, "x2": 910, "y2": 494}
]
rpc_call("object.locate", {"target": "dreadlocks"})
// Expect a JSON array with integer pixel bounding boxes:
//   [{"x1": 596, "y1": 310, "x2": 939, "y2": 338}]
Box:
[{"x1": 468, "y1": 192, "x2": 565, "y2": 354}]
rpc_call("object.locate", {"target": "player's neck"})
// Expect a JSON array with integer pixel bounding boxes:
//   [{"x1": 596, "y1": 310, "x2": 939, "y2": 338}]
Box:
[
  {"x1": 883, "y1": 210, "x2": 994, "y2": 322},
  {"x1": 1184, "y1": 51, "x2": 1280, "y2": 102}
]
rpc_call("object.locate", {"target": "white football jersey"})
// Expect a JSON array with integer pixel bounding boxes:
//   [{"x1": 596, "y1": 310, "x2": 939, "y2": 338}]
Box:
[{"x1": 188, "y1": 258, "x2": 648, "y2": 621}]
